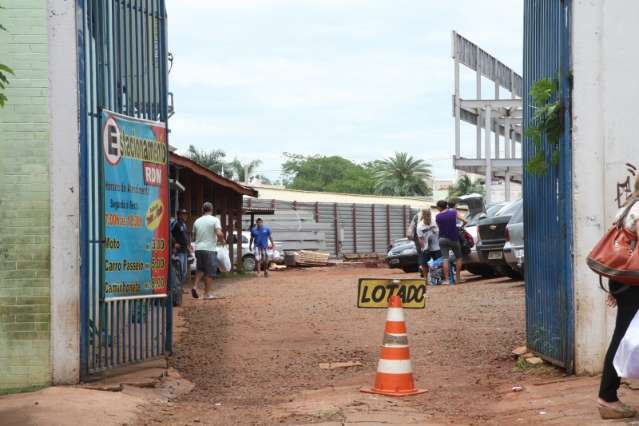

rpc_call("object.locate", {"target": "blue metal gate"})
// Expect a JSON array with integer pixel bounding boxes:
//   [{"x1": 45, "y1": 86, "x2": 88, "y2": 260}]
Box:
[
  {"x1": 523, "y1": 0, "x2": 573, "y2": 371},
  {"x1": 77, "y1": 0, "x2": 171, "y2": 379}
]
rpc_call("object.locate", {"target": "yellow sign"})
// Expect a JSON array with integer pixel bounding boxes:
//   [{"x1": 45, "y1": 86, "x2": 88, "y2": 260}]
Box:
[{"x1": 357, "y1": 279, "x2": 426, "y2": 309}]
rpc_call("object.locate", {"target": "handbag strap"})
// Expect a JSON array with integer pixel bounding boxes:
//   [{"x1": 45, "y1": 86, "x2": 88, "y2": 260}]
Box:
[
  {"x1": 615, "y1": 197, "x2": 639, "y2": 229},
  {"x1": 599, "y1": 276, "x2": 631, "y2": 296}
]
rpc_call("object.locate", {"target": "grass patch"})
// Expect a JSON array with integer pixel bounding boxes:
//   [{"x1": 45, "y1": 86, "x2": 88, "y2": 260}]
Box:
[{"x1": 0, "y1": 384, "x2": 48, "y2": 396}]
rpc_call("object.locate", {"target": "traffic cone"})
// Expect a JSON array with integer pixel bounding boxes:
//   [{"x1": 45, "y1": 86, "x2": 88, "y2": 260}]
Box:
[{"x1": 361, "y1": 295, "x2": 427, "y2": 397}]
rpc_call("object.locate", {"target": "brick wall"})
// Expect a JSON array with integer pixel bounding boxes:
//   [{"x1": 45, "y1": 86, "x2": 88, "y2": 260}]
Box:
[{"x1": 0, "y1": 0, "x2": 51, "y2": 393}]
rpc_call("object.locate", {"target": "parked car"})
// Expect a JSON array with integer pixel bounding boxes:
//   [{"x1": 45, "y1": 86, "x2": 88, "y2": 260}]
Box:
[
  {"x1": 476, "y1": 199, "x2": 523, "y2": 277},
  {"x1": 190, "y1": 231, "x2": 283, "y2": 273},
  {"x1": 503, "y1": 204, "x2": 525, "y2": 275},
  {"x1": 463, "y1": 202, "x2": 506, "y2": 277},
  {"x1": 386, "y1": 238, "x2": 419, "y2": 273}
]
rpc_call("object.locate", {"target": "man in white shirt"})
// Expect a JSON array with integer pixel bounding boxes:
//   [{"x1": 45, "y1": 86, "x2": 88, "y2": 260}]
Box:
[{"x1": 192, "y1": 202, "x2": 225, "y2": 300}]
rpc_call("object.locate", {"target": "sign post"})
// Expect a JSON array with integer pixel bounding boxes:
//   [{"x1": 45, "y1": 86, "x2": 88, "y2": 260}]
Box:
[
  {"x1": 101, "y1": 111, "x2": 169, "y2": 301},
  {"x1": 357, "y1": 279, "x2": 426, "y2": 309}
]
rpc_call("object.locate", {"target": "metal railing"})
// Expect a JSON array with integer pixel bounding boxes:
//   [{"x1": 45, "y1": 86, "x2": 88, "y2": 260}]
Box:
[{"x1": 78, "y1": 0, "x2": 170, "y2": 378}]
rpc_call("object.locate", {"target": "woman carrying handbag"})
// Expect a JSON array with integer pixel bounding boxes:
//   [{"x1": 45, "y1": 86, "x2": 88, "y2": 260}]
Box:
[{"x1": 592, "y1": 177, "x2": 639, "y2": 419}]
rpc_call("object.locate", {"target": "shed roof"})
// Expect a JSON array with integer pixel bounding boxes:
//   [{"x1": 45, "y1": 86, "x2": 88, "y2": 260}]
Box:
[{"x1": 169, "y1": 152, "x2": 258, "y2": 197}]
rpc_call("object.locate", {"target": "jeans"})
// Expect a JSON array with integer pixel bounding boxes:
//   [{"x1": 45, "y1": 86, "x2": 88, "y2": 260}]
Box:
[
  {"x1": 174, "y1": 251, "x2": 188, "y2": 283},
  {"x1": 599, "y1": 281, "x2": 639, "y2": 402}
]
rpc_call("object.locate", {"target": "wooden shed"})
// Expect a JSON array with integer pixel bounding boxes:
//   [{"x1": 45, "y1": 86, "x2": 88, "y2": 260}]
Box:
[{"x1": 169, "y1": 152, "x2": 258, "y2": 269}]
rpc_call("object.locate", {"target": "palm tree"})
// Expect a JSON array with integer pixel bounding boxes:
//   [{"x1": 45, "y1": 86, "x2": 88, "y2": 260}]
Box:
[
  {"x1": 185, "y1": 145, "x2": 232, "y2": 177},
  {"x1": 448, "y1": 175, "x2": 485, "y2": 197},
  {"x1": 373, "y1": 152, "x2": 433, "y2": 196},
  {"x1": 229, "y1": 158, "x2": 263, "y2": 182}
]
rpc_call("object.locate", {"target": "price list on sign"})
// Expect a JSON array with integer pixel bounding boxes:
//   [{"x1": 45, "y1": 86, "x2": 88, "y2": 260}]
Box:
[{"x1": 101, "y1": 111, "x2": 169, "y2": 300}]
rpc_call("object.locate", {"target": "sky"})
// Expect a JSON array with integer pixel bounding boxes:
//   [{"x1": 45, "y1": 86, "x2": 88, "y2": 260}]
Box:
[{"x1": 166, "y1": 0, "x2": 523, "y2": 182}]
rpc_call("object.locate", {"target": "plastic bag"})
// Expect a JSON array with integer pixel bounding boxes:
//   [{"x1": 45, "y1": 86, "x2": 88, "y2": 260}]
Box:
[
  {"x1": 217, "y1": 246, "x2": 232, "y2": 272},
  {"x1": 614, "y1": 311, "x2": 639, "y2": 378}
]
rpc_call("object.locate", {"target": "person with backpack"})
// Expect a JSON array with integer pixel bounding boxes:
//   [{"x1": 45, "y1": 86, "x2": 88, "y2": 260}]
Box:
[
  {"x1": 416, "y1": 208, "x2": 440, "y2": 277},
  {"x1": 595, "y1": 178, "x2": 639, "y2": 419},
  {"x1": 407, "y1": 209, "x2": 424, "y2": 276}
]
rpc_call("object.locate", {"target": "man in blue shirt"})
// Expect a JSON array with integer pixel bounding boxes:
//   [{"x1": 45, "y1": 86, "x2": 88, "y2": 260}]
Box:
[{"x1": 249, "y1": 218, "x2": 275, "y2": 277}]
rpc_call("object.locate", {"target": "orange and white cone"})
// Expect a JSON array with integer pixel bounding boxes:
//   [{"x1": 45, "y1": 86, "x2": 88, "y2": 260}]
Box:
[{"x1": 361, "y1": 295, "x2": 426, "y2": 397}]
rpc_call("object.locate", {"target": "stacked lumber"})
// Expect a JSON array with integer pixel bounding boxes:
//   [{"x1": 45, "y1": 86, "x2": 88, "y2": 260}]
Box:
[{"x1": 295, "y1": 250, "x2": 331, "y2": 266}]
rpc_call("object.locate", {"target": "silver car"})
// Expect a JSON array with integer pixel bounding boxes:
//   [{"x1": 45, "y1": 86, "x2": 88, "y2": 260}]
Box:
[
  {"x1": 503, "y1": 205, "x2": 524, "y2": 274},
  {"x1": 463, "y1": 201, "x2": 506, "y2": 277}
]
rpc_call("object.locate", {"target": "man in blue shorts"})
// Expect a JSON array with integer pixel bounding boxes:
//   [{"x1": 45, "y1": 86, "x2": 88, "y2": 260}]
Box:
[{"x1": 249, "y1": 218, "x2": 275, "y2": 277}]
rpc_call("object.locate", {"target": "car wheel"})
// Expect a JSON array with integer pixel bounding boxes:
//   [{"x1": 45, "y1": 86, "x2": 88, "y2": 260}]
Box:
[
  {"x1": 507, "y1": 268, "x2": 523, "y2": 280},
  {"x1": 465, "y1": 265, "x2": 496, "y2": 278},
  {"x1": 242, "y1": 255, "x2": 257, "y2": 272}
]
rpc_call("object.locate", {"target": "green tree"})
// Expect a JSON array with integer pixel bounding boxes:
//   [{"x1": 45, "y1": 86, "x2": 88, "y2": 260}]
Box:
[
  {"x1": 0, "y1": 5, "x2": 14, "y2": 108},
  {"x1": 282, "y1": 153, "x2": 376, "y2": 194},
  {"x1": 448, "y1": 175, "x2": 485, "y2": 198},
  {"x1": 229, "y1": 158, "x2": 262, "y2": 182},
  {"x1": 373, "y1": 152, "x2": 432, "y2": 196},
  {"x1": 185, "y1": 145, "x2": 233, "y2": 178}
]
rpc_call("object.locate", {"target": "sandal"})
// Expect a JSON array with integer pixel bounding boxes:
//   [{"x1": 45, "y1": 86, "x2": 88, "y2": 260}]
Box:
[
  {"x1": 191, "y1": 288, "x2": 199, "y2": 299},
  {"x1": 598, "y1": 403, "x2": 637, "y2": 419}
]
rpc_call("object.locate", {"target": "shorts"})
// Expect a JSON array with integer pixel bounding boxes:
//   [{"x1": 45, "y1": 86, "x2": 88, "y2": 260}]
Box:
[
  {"x1": 422, "y1": 250, "x2": 442, "y2": 265},
  {"x1": 195, "y1": 250, "x2": 218, "y2": 277},
  {"x1": 254, "y1": 246, "x2": 268, "y2": 262},
  {"x1": 439, "y1": 238, "x2": 462, "y2": 260}
]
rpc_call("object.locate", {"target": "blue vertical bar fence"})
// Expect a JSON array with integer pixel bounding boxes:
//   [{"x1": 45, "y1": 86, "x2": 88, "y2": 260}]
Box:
[
  {"x1": 523, "y1": 0, "x2": 573, "y2": 372},
  {"x1": 78, "y1": 0, "x2": 171, "y2": 379}
]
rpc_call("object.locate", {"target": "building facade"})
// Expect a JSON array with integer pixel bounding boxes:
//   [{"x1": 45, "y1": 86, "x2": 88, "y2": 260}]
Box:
[{"x1": 0, "y1": 0, "x2": 55, "y2": 393}]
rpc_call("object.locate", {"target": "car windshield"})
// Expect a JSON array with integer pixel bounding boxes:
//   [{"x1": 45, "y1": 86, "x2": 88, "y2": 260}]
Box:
[{"x1": 496, "y1": 199, "x2": 523, "y2": 217}]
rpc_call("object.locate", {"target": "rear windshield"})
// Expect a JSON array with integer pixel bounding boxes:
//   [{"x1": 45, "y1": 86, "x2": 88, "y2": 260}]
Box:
[
  {"x1": 497, "y1": 199, "x2": 523, "y2": 218},
  {"x1": 508, "y1": 202, "x2": 524, "y2": 223},
  {"x1": 467, "y1": 203, "x2": 504, "y2": 226}
]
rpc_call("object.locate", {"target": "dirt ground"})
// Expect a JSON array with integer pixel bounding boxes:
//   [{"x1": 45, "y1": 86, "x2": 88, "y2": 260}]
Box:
[
  {"x1": 135, "y1": 265, "x2": 581, "y2": 425},
  {"x1": 4, "y1": 265, "x2": 639, "y2": 425}
]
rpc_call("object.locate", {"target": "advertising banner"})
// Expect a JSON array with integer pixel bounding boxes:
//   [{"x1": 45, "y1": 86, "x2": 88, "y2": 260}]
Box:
[{"x1": 101, "y1": 111, "x2": 169, "y2": 300}]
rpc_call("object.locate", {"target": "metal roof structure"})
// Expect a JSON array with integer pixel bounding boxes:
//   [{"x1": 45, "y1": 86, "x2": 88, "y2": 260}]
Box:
[{"x1": 452, "y1": 31, "x2": 523, "y2": 202}]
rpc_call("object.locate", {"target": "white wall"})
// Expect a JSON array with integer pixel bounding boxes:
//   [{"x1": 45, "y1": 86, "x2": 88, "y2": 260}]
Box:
[
  {"x1": 48, "y1": 0, "x2": 80, "y2": 384},
  {"x1": 572, "y1": 0, "x2": 639, "y2": 374}
]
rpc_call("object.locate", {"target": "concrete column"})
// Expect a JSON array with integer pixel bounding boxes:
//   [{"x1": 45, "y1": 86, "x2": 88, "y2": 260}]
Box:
[
  {"x1": 505, "y1": 117, "x2": 511, "y2": 158},
  {"x1": 49, "y1": 0, "x2": 80, "y2": 384},
  {"x1": 454, "y1": 53, "x2": 461, "y2": 158},
  {"x1": 484, "y1": 108, "x2": 492, "y2": 203},
  {"x1": 494, "y1": 83, "x2": 500, "y2": 159},
  {"x1": 504, "y1": 169, "x2": 511, "y2": 202},
  {"x1": 476, "y1": 46, "x2": 482, "y2": 159}
]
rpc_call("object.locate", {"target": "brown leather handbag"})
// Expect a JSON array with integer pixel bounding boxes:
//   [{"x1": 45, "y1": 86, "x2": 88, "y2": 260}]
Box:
[{"x1": 587, "y1": 200, "x2": 639, "y2": 285}]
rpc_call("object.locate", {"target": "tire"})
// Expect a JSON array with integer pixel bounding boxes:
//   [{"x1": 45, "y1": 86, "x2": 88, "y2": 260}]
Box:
[
  {"x1": 242, "y1": 255, "x2": 257, "y2": 272},
  {"x1": 401, "y1": 264, "x2": 419, "y2": 273},
  {"x1": 466, "y1": 265, "x2": 497, "y2": 278},
  {"x1": 507, "y1": 268, "x2": 523, "y2": 280}
]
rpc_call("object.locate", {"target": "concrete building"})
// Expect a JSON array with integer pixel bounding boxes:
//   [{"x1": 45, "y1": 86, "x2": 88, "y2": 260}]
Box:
[
  {"x1": 0, "y1": 0, "x2": 69, "y2": 393},
  {"x1": 570, "y1": 0, "x2": 639, "y2": 374},
  {"x1": 523, "y1": 0, "x2": 639, "y2": 375},
  {"x1": 451, "y1": 32, "x2": 523, "y2": 204}
]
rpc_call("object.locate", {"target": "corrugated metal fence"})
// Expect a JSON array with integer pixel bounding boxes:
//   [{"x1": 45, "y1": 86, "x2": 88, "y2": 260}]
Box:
[
  {"x1": 78, "y1": 0, "x2": 171, "y2": 379},
  {"x1": 523, "y1": 0, "x2": 573, "y2": 371},
  {"x1": 245, "y1": 198, "x2": 415, "y2": 256}
]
